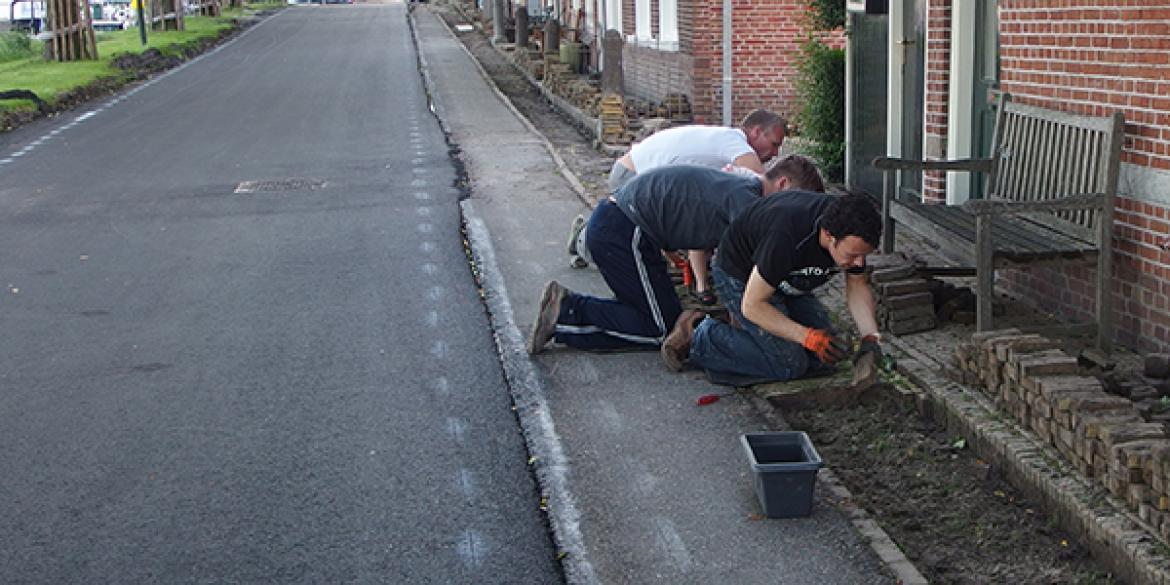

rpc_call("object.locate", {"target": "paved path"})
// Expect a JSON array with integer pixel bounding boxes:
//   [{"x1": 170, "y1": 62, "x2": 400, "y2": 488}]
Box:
[{"x1": 411, "y1": 5, "x2": 900, "y2": 583}]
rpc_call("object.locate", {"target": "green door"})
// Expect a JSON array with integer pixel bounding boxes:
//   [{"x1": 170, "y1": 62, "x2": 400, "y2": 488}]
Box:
[{"x1": 970, "y1": 0, "x2": 1000, "y2": 198}]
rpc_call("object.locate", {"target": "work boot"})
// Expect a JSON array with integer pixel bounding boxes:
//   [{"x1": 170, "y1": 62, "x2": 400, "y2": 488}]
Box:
[
  {"x1": 567, "y1": 215, "x2": 589, "y2": 269},
  {"x1": 661, "y1": 310, "x2": 703, "y2": 371},
  {"x1": 528, "y1": 281, "x2": 570, "y2": 355}
]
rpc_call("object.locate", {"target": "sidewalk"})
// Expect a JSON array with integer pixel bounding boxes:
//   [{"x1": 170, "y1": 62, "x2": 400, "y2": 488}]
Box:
[{"x1": 408, "y1": 5, "x2": 920, "y2": 584}]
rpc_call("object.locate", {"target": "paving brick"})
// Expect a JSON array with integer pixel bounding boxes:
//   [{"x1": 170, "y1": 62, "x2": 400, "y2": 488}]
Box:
[
  {"x1": 1145, "y1": 354, "x2": 1170, "y2": 379},
  {"x1": 1017, "y1": 353, "x2": 1082, "y2": 379},
  {"x1": 882, "y1": 291, "x2": 934, "y2": 310},
  {"x1": 878, "y1": 279, "x2": 931, "y2": 297},
  {"x1": 870, "y1": 264, "x2": 917, "y2": 283}
]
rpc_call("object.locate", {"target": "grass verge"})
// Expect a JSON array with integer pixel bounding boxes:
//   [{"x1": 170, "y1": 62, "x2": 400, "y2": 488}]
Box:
[{"x1": 0, "y1": 3, "x2": 283, "y2": 117}]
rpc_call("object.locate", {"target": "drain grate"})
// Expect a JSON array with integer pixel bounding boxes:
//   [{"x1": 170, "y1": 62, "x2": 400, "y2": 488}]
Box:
[{"x1": 234, "y1": 178, "x2": 327, "y2": 194}]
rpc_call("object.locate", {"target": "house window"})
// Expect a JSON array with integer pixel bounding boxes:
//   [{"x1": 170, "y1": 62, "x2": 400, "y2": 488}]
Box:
[
  {"x1": 658, "y1": 0, "x2": 678, "y2": 49},
  {"x1": 633, "y1": 0, "x2": 677, "y2": 50},
  {"x1": 635, "y1": 0, "x2": 651, "y2": 41}
]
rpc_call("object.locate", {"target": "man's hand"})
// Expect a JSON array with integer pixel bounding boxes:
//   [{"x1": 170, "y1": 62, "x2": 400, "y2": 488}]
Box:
[
  {"x1": 802, "y1": 329, "x2": 850, "y2": 364},
  {"x1": 855, "y1": 333, "x2": 882, "y2": 364}
]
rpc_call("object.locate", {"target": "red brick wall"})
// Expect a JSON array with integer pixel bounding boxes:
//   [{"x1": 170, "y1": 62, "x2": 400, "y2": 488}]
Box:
[
  {"x1": 922, "y1": 0, "x2": 952, "y2": 203},
  {"x1": 626, "y1": 0, "x2": 832, "y2": 124},
  {"x1": 928, "y1": 2, "x2": 1170, "y2": 352}
]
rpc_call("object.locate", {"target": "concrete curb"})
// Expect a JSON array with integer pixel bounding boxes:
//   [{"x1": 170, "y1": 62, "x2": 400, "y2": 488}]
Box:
[
  {"x1": 888, "y1": 337, "x2": 1170, "y2": 585},
  {"x1": 407, "y1": 7, "x2": 599, "y2": 585}
]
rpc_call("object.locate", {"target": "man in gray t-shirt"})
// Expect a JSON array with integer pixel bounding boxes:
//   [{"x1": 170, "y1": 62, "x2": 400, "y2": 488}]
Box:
[{"x1": 528, "y1": 165, "x2": 797, "y2": 354}]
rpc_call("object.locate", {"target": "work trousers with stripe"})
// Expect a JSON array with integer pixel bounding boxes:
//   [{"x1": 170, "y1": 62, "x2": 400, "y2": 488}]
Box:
[{"x1": 554, "y1": 200, "x2": 681, "y2": 351}]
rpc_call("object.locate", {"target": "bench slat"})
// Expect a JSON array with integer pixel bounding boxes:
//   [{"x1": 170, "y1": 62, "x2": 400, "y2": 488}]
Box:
[{"x1": 894, "y1": 202, "x2": 1096, "y2": 261}]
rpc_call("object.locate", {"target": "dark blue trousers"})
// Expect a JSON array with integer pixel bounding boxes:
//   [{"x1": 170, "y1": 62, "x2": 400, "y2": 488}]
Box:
[{"x1": 554, "y1": 200, "x2": 682, "y2": 351}]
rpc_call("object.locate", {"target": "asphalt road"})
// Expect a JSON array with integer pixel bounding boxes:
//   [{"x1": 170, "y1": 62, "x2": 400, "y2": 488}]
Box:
[{"x1": 0, "y1": 4, "x2": 560, "y2": 583}]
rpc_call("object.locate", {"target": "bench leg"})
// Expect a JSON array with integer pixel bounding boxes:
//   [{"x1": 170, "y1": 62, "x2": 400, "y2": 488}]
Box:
[
  {"x1": 881, "y1": 170, "x2": 895, "y2": 254},
  {"x1": 976, "y1": 215, "x2": 994, "y2": 331}
]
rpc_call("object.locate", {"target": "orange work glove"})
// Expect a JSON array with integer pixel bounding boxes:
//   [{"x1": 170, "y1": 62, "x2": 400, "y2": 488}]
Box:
[{"x1": 802, "y1": 329, "x2": 851, "y2": 364}]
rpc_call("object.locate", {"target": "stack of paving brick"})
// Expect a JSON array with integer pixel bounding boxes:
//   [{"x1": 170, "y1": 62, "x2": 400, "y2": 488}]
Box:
[
  {"x1": 869, "y1": 265, "x2": 936, "y2": 335},
  {"x1": 954, "y1": 329, "x2": 1170, "y2": 540}
]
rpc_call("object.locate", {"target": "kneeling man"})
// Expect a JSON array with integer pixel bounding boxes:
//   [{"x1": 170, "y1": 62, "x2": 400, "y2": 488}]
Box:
[{"x1": 662, "y1": 191, "x2": 883, "y2": 385}]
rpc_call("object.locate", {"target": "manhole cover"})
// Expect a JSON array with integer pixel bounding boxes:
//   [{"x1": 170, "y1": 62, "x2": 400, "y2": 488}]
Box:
[{"x1": 234, "y1": 178, "x2": 327, "y2": 193}]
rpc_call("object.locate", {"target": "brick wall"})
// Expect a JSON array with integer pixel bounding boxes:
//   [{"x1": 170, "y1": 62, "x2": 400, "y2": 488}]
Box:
[
  {"x1": 927, "y1": 2, "x2": 1170, "y2": 352},
  {"x1": 627, "y1": 0, "x2": 829, "y2": 124},
  {"x1": 922, "y1": 0, "x2": 952, "y2": 203}
]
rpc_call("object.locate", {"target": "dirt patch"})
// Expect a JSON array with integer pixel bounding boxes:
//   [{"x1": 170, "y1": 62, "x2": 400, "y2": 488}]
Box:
[
  {"x1": 1, "y1": 14, "x2": 270, "y2": 133},
  {"x1": 426, "y1": 3, "x2": 1127, "y2": 582},
  {"x1": 785, "y1": 386, "x2": 1119, "y2": 584}
]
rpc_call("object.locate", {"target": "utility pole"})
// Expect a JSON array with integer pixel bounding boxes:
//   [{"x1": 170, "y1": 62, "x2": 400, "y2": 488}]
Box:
[{"x1": 135, "y1": 0, "x2": 147, "y2": 45}]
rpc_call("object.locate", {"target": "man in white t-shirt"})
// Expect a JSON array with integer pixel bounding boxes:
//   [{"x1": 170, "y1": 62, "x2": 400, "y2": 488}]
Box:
[{"x1": 568, "y1": 109, "x2": 788, "y2": 304}]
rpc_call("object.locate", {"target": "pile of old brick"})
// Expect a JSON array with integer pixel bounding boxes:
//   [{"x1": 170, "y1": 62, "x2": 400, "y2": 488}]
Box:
[
  {"x1": 869, "y1": 264, "x2": 987, "y2": 335},
  {"x1": 954, "y1": 329, "x2": 1170, "y2": 540}
]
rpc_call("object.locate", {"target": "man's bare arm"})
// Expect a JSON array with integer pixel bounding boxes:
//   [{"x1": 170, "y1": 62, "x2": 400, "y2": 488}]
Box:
[
  {"x1": 740, "y1": 267, "x2": 807, "y2": 343},
  {"x1": 845, "y1": 273, "x2": 879, "y2": 338}
]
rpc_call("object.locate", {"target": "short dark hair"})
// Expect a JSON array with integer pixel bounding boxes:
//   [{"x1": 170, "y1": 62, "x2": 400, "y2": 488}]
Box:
[
  {"x1": 740, "y1": 109, "x2": 787, "y2": 134},
  {"x1": 765, "y1": 154, "x2": 824, "y2": 193},
  {"x1": 821, "y1": 189, "x2": 882, "y2": 248}
]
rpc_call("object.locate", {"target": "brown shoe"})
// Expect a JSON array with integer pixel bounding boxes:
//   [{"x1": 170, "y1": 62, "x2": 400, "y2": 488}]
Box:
[
  {"x1": 661, "y1": 310, "x2": 703, "y2": 371},
  {"x1": 527, "y1": 281, "x2": 570, "y2": 355}
]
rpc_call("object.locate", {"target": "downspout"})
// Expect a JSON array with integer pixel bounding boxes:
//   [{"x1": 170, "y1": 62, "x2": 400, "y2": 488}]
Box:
[
  {"x1": 721, "y1": 0, "x2": 732, "y2": 125},
  {"x1": 599, "y1": 0, "x2": 606, "y2": 72}
]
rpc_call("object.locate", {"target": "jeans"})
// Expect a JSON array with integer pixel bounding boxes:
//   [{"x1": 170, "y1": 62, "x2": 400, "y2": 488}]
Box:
[
  {"x1": 689, "y1": 266, "x2": 833, "y2": 385},
  {"x1": 554, "y1": 200, "x2": 681, "y2": 351}
]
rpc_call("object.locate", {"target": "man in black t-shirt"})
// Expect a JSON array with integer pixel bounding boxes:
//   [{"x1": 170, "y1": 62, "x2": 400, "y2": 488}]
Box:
[{"x1": 660, "y1": 191, "x2": 883, "y2": 385}]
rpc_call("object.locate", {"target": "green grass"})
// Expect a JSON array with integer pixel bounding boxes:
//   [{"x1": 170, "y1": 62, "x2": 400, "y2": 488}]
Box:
[{"x1": 0, "y1": 9, "x2": 268, "y2": 113}]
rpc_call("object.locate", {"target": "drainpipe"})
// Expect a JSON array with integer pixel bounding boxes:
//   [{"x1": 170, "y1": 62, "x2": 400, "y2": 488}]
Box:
[
  {"x1": 721, "y1": 0, "x2": 732, "y2": 125},
  {"x1": 599, "y1": 0, "x2": 606, "y2": 71}
]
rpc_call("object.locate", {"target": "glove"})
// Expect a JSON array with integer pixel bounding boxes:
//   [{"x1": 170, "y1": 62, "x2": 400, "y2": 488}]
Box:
[
  {"x1": 855, "y1": 334, "x2": 883, "y2": 365},
  {"x1": 802, "y1": 329, "x2": 850, "y2": 364}
]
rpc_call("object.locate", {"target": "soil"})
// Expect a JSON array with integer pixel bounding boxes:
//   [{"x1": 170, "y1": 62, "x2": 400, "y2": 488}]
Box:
[
  {"x1": 786, "y1": 385, "x2": 1117, "y2": 584},
  {"x1": 428, "y1": 2, "x2": 1125, "y2": 582}
]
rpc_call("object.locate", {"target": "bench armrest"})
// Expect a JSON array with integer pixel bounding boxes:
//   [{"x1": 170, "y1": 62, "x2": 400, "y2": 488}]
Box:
[
  {"x1": 872, "y1": 156, "x2": 995, "y2": 174},
  {"x1": 961, "y1": 193, "x2": 1106, "y2": 216}
]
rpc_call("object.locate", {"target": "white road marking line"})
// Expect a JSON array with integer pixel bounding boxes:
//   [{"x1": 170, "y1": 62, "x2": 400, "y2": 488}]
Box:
[
  {"x1": 420, "y1": 262, "x2": 438, "y2": 275},
  {"x1": 596, "y1": 400, "x2": 623, "y2": 432},
  {"x1": 653, "y1": 517, "x2": 693, "y2": 573},
  {"x1": 424, "y1": 310, "x2": 440, "y2": 328},
  {"x1": 446, "y1": 417, "x2": 467, "y2": 444},
  {"x1": 416, "y1": 206, "x2": 432, "y2": 216},
  {"x1": 417, "y1": 223, "x2": 433, "y2": 233},
  {"x1": 414, "y1": 191, "x2": 431, "y2": 200},
  {"x1": 430, "y1": 340, "x2": 448, "y2": 358},
  {"x1": 455, "y1": 529, "x2": 487, "y2": 567},
  {"x1": 419, "y1": 241, "x2": 436, "y2": 254},
  {"x1": 433, "y1": 376, "x2": 450, "y2": 396},
  {"x1": 427, "y1": 286, "x2": 444, "y2": 300},
  {"x1": 411, "y1": 179, "x2": 429, "y2": 187},
  {"x1": 456, "y1": 468, "x2": 476, "y2": 499}
]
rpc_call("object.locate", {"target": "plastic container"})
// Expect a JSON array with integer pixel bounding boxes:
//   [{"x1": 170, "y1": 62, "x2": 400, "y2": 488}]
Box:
[{"x1": 741, "y1": 431, "x2": 824, "y2": 518}]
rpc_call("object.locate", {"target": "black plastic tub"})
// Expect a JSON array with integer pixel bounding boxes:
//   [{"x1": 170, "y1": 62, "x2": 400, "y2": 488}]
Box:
[{"x1": 741, "y1": 431, "x2": 824, "y2": 518}]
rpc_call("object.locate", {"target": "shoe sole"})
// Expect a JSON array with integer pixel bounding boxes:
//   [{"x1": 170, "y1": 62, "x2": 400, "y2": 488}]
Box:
[
  {"x1": 566, "y1": 215, "x2": 586, "y2": 256},
  {"x1": 527, "y1": 282, "x2": 564, "y2": 355}
]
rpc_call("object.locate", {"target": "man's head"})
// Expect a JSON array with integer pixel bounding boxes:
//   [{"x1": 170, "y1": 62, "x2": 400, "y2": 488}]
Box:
[
  {"x1": 818, "y1": 190, "x2": 882, "y2": 270},
  {"x1": 763, "y1": 154, "x2": 824, "y2": 193},
  {"x1": 740, "y1": 109, "x2": 787, "y2": 164}
]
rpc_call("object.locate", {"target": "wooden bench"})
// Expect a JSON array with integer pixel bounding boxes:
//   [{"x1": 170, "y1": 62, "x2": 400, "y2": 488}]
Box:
[{"x1": 873, "y1": 93, "x2": 1125, "y2": 352}]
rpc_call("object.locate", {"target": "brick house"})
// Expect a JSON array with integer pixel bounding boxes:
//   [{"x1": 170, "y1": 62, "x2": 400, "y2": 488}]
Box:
[
  {"x1": 547, "y1": 0, "x2": 831, "y2": 124},
  {"x1": 846, "y1": 1, "x2": 1170, "y2": 352}
]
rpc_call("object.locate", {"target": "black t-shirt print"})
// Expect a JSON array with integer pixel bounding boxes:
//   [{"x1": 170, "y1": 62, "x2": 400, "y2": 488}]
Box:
[{"x1": 716, "y1": 191, "x2": 864, "y2": 295}]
